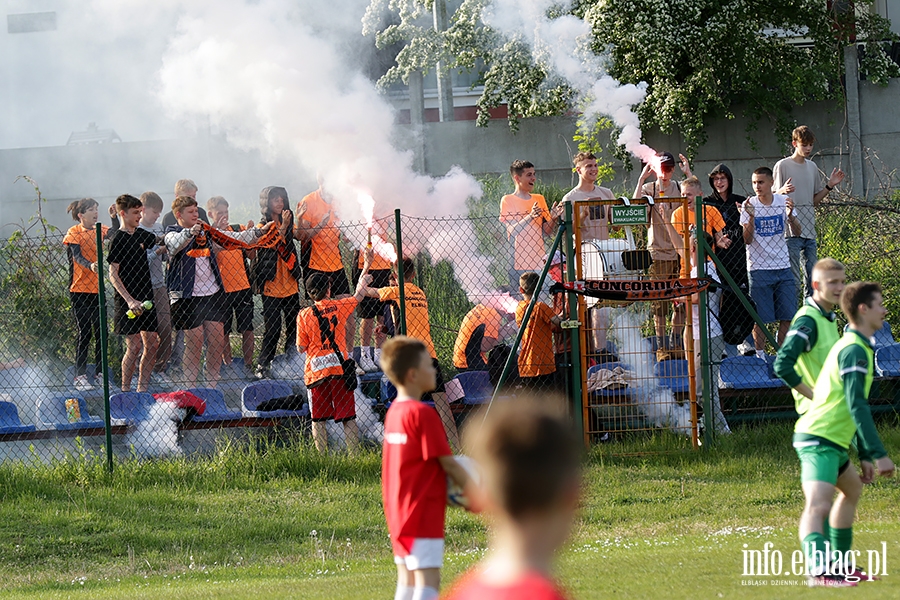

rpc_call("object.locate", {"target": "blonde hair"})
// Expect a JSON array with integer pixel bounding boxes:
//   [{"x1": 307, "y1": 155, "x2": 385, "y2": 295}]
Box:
[{"x1": 174, "y1": 179, "x2": 198, "y2": 197}]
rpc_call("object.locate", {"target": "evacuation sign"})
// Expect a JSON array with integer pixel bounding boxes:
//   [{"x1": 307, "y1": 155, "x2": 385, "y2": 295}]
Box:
[{"x1": 610, "y1": 205, "x2": 649, "y2": 225}]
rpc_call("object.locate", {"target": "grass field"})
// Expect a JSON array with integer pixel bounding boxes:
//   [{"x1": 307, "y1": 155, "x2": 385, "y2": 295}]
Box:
[{"x1": 1, "y1": 421, "x2": 899, "y2": 598}]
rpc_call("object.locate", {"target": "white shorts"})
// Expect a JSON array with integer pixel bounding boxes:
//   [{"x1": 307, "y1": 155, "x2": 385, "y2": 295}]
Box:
[{"x1": 393, "y1": 538, "x2": 444, "y2": 570}]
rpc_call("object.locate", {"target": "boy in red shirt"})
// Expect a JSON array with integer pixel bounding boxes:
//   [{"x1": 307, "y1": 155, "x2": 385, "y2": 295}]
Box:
[
  {"x1": 443, "y1": 397, "x2": 581, "y2": 600},
  {"x1": 381, "y1": 336, "x2": 472, "y2": 600}
]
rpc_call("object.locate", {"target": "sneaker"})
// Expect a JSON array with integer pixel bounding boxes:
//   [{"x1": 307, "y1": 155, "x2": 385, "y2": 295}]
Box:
[
  {"x1": 254, "y1": 365, "x2": 270, "y2": 380},
  {"x1": 807, "y1": 574, "x2": 858, "y2": 587},
  {"x1": 73, "y1": 375, "x2": 94, "y2": 391},
  {"x1": 738, "y1": 341, "x2": 755, "y2": 356},
  {"x1": 358, "y1": 351, "x2": 380, "y2": 373},
  {"x1": 355, "y1": 361, "x2": 365, "y2": 376}
]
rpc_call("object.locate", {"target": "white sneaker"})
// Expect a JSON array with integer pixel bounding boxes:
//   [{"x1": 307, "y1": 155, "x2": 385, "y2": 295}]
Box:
[
  {"x1": 73, "y1": 375, "x2": 94, "y2": 391},
  {"x1": 737, "y1": 341, "x2": 755, "y2": 356},
  {"x1": 358, "y1": 351, "x2": 380, "y2": 373}
]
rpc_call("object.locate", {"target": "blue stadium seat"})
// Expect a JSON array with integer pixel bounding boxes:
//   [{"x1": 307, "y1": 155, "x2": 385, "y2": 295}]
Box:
[
  {"x1": 654, "y1": 359, "x2": 691, "y2": 393},
  {"x1": 719, "y1": 356, "x2": 785, "y2": 389},
  {"x1": 380, "y1": 375, "x2": 397, "y2": 405},
  {"x1": 586, "y1": 362, "x2": 633, "y2": 400},
  {"x1": 109, "y1": 392, "x2": 156, "y2": 424},
  {"x1": 0, "y1": 401, "x2": 36, "y2": 434},
  {"x1": 186, "y1": 388, "x2": 242, "y2": 423},
  {"x1": 875, "y1": 343, "x2": 900, "y2": 377},
  {"x1": 874, "y1": 321, "x2": 896, "y2": 348},
  {"x1": 445, "y1": 371, "x2": 492, "y2": 405},
  {"x1": 242, "y1": 380, "x2": 308, "y2": 418},
  {"x1": 37, "y1": 394, "x2": 104, "y2": 430}
]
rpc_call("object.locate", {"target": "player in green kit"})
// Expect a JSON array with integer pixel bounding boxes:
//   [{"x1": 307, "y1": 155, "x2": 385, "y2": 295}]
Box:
[
  {"x1": 794, "y1": 282, "x2": 895, "y2": 587},
  {"x1": 774, "y1": 259, "x2": 845, "y2": 415}
]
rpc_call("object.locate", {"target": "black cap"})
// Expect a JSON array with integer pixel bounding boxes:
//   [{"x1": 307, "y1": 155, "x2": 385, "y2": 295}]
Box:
[{"x1": 658, "y1": 151, "x2": 676, "y2": 167}]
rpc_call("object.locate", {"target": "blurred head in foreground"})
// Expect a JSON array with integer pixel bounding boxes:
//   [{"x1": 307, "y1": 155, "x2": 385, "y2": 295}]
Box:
[{"x1": 466, "y1": 396, "x2": 581, "y2": 556}]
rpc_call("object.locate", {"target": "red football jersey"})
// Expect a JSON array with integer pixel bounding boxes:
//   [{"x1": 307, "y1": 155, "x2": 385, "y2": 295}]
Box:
[
  {"x1": 443, "y1": 570, "x2": 569, "y2": 600},
  {"x1": 382, "y1": 397, "x2": 452, "y2": 555}
]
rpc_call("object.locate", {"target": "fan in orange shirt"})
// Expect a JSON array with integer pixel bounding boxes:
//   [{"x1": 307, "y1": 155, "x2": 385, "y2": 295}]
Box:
[
  {"x1": 296, "y1": 258, "x2": 371, "y2": 454},
  {"x1": 670, "y1": 176, "x2": 730, "y2": 277},
  {"x1": 360, "y1": 253, "x2": 460, "y2": 450},
  {"x1": 63, "y1": 197, "x2": 113, "y2": 391},
  {"x1": 515, "y1": 272, "x2": 562, "y2": 394},
  {"x1": 498, "y1": 160, "x2": 563, "y2": 296},
  {"x1": 207, "y1": 196, "x2": 256, "y2": 373}
]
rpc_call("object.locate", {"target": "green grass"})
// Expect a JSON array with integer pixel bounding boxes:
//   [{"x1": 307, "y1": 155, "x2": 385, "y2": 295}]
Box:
[{"x1": 1, "y1": 423, "x2": 900, "y2": 598}]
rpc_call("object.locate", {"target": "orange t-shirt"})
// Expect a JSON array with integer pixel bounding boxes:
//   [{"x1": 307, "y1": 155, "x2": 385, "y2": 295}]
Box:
[
  {"x1": 452, "y1": 304, "x2": 501, "y2": 369},
  {"x1": 215, "y1": 226, "x2": 251, "y2": 293},
  {"x1": 301, "y1": 191, "x2": 343, "y2": 272},
  {"x1": 499, "y1": 194, "x2": 551, "y2": 270},
  {"x1": 63, "y1": 224, "x2": 109, "y2": 294},
  {"x1": 671, "y1": 205, "x2": 726, "y2": 276},
  {"x1": 357, "y1": 248, "x2": 393, "y2": 271},
  {"x1": 263, "y1": 256, "x2": 298, "y2": 298},
  {"x1": 296, "y1": 297, "x2": 359, "y2": 386},
  {"x1": 378, "y1": 283, "x2": 436, "y2": 359},
  {"x1": 515, "y1": 300, "x2": 556, "y2": 377}
]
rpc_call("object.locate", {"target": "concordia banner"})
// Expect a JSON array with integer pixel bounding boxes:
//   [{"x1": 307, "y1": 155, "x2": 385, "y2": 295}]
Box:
[{"x1": 550, "y1": 278, "x2": 712, "y2": 302}]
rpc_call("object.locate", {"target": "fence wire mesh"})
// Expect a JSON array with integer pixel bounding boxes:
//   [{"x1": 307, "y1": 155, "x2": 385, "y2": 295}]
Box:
[{"x1": 0, "y1": 186, "x2": 899, "y2": 465}]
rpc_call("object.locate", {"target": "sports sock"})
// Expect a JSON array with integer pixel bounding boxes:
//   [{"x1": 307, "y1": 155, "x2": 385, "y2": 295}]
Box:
[
  {"x1": 394, "y1": 585, "x2": 414, "y2": 600},
  {"x1": 411, "y1": 586, "x2": 439, "y2": 600},
  {"x1": 803, "y1": 532, "x2": 830, "y2": 576},
  {"x1": 830, "y1": 527, "x2": 852, "y2": 554},
  {"x1": 821, "y1": 517, "x2": 831, "y2": 542}
]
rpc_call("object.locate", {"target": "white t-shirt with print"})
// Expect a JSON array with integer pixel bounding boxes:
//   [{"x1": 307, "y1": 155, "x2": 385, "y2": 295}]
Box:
[{"x1": 739, "y1": 194, "x2": 791, "y2": 271}]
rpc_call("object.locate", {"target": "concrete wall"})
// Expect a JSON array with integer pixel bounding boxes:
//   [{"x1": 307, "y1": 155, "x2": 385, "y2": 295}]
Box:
[{"x1": 1, "y1": 79, "x2": 897, "y2": 235}]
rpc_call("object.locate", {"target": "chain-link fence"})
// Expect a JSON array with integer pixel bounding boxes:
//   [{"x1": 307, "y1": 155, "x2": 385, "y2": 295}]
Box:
[{"x1": 1, "y1": 185, "x2": 899, "y2": 466}]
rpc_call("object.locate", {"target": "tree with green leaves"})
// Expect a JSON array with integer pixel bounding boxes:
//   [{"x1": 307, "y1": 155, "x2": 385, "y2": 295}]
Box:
[{"x1": 364, "y1": 0, "x2": 898, "y2": 157}]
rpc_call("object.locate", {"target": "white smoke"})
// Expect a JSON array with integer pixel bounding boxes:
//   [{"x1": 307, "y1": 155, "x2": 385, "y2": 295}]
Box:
[
  {"x1": 483, "y1": 0, "x2": 657, "y2": 163},
  {"x1": 127, "y1": 402, "x2": 185, "y2": 458},
  {"x1": 145, "y1": 0, "x2": 481, "y2": 222},
  {"x1": 609, "y1": 308, "x2": 691, "y2": 435},
  {"x1": 325, "y1": 389, "x2": 384, "y2": 448}
]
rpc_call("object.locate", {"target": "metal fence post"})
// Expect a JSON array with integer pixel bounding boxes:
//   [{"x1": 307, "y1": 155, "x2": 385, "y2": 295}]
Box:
[
  {"x1": 694, "y1": 196, "x2": 714, "y2": 447},
  {"x1": 96, "y1": 223, "x2": 113, "y2": 474},
  {"x1": 562, "y1": 203, "x2": 583, "y2": 442},
  {"x1": 488, "y1": 224, "x2": 565, "y2": 410},
  {"x1": 394, "y1": 209, "x2": 407, "y2": 336}
]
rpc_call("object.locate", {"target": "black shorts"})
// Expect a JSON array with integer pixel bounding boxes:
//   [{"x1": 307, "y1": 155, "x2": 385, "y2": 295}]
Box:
[
  {"x1": 113, "y1": 297, "x2": 159, "y2": 336},
  {"x1": 354, "y1": 269, "x2": 391, "y2": 319},
  {"x1": 223, "y1": 289, "x2": 254, "y2": 333},
  {"x1": 304, "y1": 268, "x2": 351, "y2": 298},
  {"x1": 171, "y1": 293, "x2": 227, "y2": 331}
]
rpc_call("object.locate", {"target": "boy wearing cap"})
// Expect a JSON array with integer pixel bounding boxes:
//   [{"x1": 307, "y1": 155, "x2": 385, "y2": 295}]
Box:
[
  {"x1": 634, "y1": 151, "x2": 692, "y2": 360},
  {"x1": 296, "y1": 256, "x2": 371, "y2": 454}
]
